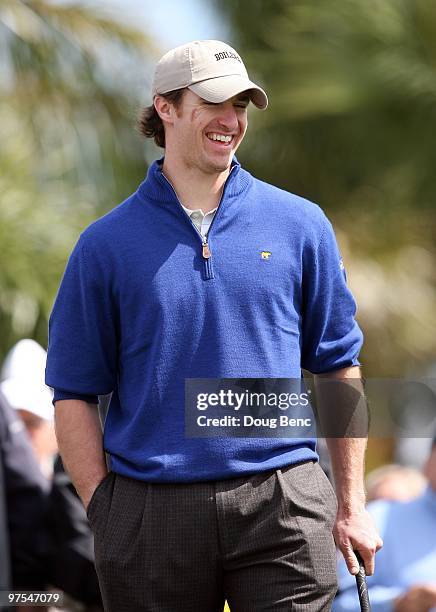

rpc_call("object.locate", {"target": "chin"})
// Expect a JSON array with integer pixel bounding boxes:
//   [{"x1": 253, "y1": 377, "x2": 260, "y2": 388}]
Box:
[
  {"x1": 205, "y1": 154, "x2": 233, "y2": 173},
  {"x1": 213, "y1": 161, "x2": 231, "y2": 173}
]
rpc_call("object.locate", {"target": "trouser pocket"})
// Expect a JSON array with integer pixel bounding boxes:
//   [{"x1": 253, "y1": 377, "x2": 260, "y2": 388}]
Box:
[{"x1": 86, "y1": 471, "x2": 114, "y2": 533}]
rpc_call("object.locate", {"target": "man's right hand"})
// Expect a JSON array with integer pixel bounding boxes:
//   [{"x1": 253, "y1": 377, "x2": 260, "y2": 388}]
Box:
[
  {"x1": 83, "y1": 491, "x2": 96, "y2": 514},
  {"x1": 83, "y1": 474, "x2": 108, "y2": 513},
  {"x1": 394, "y1": 584, "x2": 436, "y2": 612}
]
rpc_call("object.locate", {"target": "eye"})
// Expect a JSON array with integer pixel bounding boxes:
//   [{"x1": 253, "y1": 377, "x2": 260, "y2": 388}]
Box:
[{"x1": 233, "y1": 99, "x2": 249, "y2": 108}]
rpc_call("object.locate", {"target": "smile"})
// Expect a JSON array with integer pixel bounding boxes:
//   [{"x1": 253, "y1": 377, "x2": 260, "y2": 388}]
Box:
[{"x1": 206, "y1": 132, "x2": 234, "y2": 144}]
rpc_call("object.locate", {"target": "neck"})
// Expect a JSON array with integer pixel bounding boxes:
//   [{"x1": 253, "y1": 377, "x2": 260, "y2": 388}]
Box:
[{"x1": 161, "y1": 153, "x2": 231, "y2": 213}]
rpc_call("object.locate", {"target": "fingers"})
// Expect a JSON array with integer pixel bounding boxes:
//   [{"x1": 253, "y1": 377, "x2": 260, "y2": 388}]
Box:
[
  {"x1": 355, "y1": 538, "x2": 383, "y2": 576},
  {"x1": 340, "y1": 541, "x2": 381, "y2": 576},
  {"x1": 334, "y1": 510, "x2": 383, "y2": 576},
  {"x1": 359, "y1": 548, "x2": 375, "y2": 576},
  {"x1": 341, "y1": 543, "x2": 360, "y2": 575}
]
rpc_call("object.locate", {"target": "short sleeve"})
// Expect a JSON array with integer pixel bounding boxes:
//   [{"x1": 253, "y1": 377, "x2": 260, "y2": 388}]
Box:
[
  {"x1": 301, "y1": 218, "x2": 363, "y2": 373},
  {"x1": 45, "y1": 236, "x2": 118, "y2": 396},
  {"x1": 52, "y1": 389, "x2": 99, "y2": 405}
]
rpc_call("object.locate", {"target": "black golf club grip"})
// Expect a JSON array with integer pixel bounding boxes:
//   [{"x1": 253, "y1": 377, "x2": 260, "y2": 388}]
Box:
[{"x1": 355, "y1": 551, "x2": 371, "y2": 611}]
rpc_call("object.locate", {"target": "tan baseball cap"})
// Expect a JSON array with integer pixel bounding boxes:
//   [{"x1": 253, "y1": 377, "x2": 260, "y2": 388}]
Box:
[{"x1": 152, "y1": 40, "x2": 268, "y2": 110}]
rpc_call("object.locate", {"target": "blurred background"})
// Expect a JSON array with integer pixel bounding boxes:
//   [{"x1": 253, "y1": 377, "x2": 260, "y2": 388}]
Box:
[{"x1": 1, "y1": 0, "x2": 436, "y2": 471}]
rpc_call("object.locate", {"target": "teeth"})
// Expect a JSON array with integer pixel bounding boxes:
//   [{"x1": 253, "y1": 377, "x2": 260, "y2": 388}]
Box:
[{"x1": 207, "y1": 133, "x2": 232, "y2": 143}]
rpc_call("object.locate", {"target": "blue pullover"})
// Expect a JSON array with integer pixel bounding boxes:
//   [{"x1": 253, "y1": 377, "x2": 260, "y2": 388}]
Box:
[{"x1": 45, "y1": 157, "x2": 363, "y2": 482}]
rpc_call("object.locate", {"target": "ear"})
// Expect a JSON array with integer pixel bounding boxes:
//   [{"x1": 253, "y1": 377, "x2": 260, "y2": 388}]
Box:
[{"x1": 154, "y1": 95, "x2": 176, "y2": 126}]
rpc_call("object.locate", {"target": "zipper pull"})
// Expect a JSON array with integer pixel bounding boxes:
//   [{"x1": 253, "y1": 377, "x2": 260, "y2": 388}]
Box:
[{"x1": 202, "y1": 241, "x2": 211, "y2": 259}]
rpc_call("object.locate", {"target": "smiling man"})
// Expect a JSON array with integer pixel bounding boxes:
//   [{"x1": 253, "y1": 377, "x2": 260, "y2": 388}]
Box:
[{"x1": 46, "y1": 40, "x2": 381, "y2": 611}]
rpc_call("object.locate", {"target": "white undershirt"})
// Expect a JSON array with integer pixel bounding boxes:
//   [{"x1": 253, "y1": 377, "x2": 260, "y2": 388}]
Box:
[{"x1": 180, "y1": 204, "x2": 218, "y2": 239}]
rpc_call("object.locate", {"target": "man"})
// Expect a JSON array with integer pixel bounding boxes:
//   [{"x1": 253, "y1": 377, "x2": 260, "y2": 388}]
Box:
[
  {"x1": 46, "y1": 40, "x2": 381, "y2": 611},
  {"x1": 334, "y1": 438, "x2": 436, "y2": 611}
]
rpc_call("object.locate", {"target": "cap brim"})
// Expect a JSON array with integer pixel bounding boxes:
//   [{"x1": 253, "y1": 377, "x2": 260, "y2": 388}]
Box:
[{"x1": 189, "y1": 75, "x2": 268, "y2": 110}]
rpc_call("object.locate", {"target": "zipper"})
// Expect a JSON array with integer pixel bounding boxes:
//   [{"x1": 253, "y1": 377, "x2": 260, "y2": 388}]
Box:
[{"x1": 160, "y1": 165, "x2": 236, "y2": 280}]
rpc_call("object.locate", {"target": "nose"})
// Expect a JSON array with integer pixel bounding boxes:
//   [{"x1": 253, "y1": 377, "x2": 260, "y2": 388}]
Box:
[{"x1": 216, "y1": 103, "x2": 239, "y2": 131}]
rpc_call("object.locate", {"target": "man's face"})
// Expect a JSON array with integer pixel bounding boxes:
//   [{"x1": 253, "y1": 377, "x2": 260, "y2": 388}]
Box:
[{"x1": 165, "y1": 89, "x2": 249, "y2": 174}]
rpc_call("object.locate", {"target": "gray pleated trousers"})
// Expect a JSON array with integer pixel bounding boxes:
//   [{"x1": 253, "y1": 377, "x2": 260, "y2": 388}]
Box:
[{"x1": 86, "y1": 460, "x2": 338, "y2": 612}]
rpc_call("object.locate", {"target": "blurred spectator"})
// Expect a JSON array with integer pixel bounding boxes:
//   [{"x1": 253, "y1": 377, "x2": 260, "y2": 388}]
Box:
[
  {"x1": 334, "y1": 439, "x2": 436, "y2": 611},
  {"x1": 366, "y1": 464, "x2": 427, "y2": 502},
  {"x1": 48, "y1": 455, "x2": 103, "y2": 610},
  {"x1": 0, "y1": 339, "x2": 57, "y2": 478},
  {"x1": 0, "y1": 393, "x2": 12, "y2": 608},
  {"x1": 0, "y1": 389, "x2": 51, "y2": 601},
  {"x1": 1, "y1": 340, "x2": 102, "y2": 610}
]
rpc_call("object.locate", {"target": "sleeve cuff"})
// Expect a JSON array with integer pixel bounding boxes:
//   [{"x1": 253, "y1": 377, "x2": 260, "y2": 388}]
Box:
[{"x1": 53, "y1": 389, "x2": 99, "y2": 405}]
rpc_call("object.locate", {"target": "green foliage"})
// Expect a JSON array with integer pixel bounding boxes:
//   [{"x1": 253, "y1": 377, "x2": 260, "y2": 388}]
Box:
[
  {"x1": 0, "y1": 0, "x2": 155, "y2": 358},
  {"x1": 218, "y1": 0, "x2": 436, "y2": 375},
  {"x1": 220, "y1": 0, "x2": 436, "y2": 211}
]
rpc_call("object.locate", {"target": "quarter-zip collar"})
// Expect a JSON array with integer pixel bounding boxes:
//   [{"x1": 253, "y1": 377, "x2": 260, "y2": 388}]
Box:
[
  {"x1": 137, "y1": 156, "x2": 251, "y2": 208},
  {"x1": 137, "y1": 156, "x2": 252, "y2": 281}
]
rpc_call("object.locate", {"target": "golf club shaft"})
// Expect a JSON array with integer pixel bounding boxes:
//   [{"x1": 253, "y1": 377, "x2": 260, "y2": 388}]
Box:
[{"x1": 355, "y1": 551, "x2": 371, "y2": 611}]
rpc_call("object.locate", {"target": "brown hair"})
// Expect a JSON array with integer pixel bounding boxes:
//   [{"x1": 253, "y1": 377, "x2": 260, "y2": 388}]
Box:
[{"x1": 137, "y1": 89, "x2": 185, "y2": 148}]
